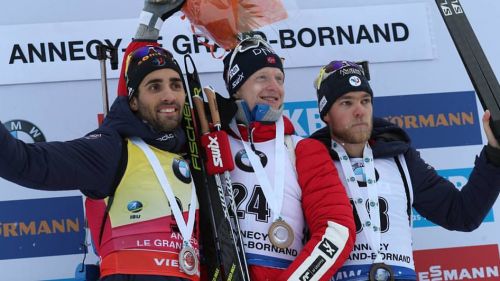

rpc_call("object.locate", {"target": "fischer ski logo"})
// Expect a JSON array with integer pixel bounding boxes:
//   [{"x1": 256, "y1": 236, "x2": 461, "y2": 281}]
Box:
[
  {"x1": 182, "y1": 104, "x2": 202, "y2": 171},
  {"x1": 208, "y1": 135, "x2": 223, "y2": 167}
]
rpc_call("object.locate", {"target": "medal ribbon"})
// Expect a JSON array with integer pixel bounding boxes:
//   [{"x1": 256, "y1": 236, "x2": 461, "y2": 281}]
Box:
[
  {"x1": 131, "y1": 137, "x2": 197, "y2": 248},
  {"x1": 331, "y1": 141, "x2": 383, "y2": 263},
  {"x1": 230, "y1": 117, "x2": 285, "y2": 222}
]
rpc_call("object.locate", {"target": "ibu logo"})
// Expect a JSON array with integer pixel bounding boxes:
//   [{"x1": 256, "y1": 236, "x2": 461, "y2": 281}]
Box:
[{"x1": 127, "y1": 201, "x2": 143, "y2": 213}]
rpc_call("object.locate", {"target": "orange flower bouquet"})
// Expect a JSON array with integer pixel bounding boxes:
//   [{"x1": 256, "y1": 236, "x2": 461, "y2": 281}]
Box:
[{"x1": 181, "y1": 0, "x2": 288, "y2": 49}]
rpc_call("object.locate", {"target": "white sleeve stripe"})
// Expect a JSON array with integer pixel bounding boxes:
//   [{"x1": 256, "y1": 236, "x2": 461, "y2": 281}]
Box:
[{"x1": 288, "y1": 221, "x2": 350, "y2": 281}]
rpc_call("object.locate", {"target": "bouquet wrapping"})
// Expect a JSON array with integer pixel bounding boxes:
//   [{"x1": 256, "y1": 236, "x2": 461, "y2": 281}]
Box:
[{"x1": 181, "y1": 0, "x2": 288, "y2": 49}]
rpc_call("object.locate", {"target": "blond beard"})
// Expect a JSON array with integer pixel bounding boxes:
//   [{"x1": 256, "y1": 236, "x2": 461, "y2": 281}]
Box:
[{"x1": 330, "y1": 122, "x2": 372, "y2": 145}]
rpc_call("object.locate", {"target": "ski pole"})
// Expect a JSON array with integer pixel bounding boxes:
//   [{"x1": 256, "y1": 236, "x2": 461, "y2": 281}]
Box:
[
  {"x1": 203, "y1": 86, "x2": 250, "y2": 280},
  {"x1": 96, "y1": 44, "x2": 118, "y2": 117},
  {"x1": 184, "y1": 54, "x2": 249, "y2": 281},
  {"x1": 192, "y1": 90, "x2": 250, "y2": 281},
  {"x1": 182, "y1": 54, "x2": 225, "y2": 281}
]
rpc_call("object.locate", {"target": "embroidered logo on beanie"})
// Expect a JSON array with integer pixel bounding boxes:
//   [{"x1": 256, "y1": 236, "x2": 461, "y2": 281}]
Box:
[{"x1": 349, "y1": 76, "x2": 362, "y2": 87}]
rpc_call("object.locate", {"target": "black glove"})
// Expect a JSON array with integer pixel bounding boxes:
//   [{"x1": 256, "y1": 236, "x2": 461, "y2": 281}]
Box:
[{"x1": 212, "y1": 92, "x2": 237, "y2": 129}]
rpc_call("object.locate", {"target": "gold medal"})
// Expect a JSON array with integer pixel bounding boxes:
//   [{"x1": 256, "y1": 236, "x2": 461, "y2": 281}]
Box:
[
  {"x1": 369, "y1": 263, "x2": 394, "y2": 281},
  {"x1": 268, "y1": 219, "x2": 294, "y2": 249},
  {"x1": 179, "y1": 245, "x2": 198, "y2": 276}
]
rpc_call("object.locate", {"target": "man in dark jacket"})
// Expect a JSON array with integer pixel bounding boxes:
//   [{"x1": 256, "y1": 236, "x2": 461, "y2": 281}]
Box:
[
  {"x1": 309, "y1": 60, "x2": 500, "y2": 281},
  {"x1": 0, "y1": 1, "x2": 201, "y2": 280}
]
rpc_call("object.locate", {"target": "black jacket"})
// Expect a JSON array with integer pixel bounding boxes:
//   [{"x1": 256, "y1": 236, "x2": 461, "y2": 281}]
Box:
[
  {"x1": 0, "y1": 96, "x2": 185, "y2": 199},
  {"x1": 310, "y1": 117, "x2": 500, "y2": 231}
]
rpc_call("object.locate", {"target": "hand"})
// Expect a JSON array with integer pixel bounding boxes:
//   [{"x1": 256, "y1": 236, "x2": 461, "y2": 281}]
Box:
[
  {"x1": 482, "y1": 110, "x2": 500, "y2": 148},
  {"x1": 144, "y1": 0, "x2": 186, "y2": 21}
]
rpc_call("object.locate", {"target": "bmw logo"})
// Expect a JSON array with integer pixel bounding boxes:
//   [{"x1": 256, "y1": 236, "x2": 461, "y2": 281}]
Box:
[
  {"x1": 173, "y1": 158, "x2": 192, "y2": 184},
  {"x1": 235, "y1": 149, "x2": 268, "y2": 173},
  {"x1": 127, "y1": 201, "x2": 143, "y2": 213},
  {"x1": 4, "y1": 120, "x2": 46, "y2": 143}
]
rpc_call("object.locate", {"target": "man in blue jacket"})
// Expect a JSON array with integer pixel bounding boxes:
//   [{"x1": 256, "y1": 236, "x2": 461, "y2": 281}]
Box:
[
  {"x1": 309, "y1": 60, "x2": 500, "y2": 281},
  {"x1": 0, "y1": 1, "x2": 202, "y2": 280}
]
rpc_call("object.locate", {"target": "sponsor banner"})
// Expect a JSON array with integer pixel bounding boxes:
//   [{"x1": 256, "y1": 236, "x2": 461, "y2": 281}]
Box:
[
  {"x1": 284, "y1": 100, "x2": 324, "y2": 137},
  {"x1": 412, "y1": 168, "x2": 495, "y2": 228},
  {"x1": 0, "y1": 196, "x2": 85, "y2": 260},
  {"x1": 414, "y1": 245, "x2": 500, "y2": 280},
  {"x1": 374, "y1": 91, "x2": 482, "y2": 149},
  {"x1": 0, "y1": 2, "x2": 434, "y2": 85},
  {"x1": 284, "y1": 91, "x2": 482, "y2": 150},
  {"x1": 0, "y1": 19, "x2": 133, "y2": 86}
]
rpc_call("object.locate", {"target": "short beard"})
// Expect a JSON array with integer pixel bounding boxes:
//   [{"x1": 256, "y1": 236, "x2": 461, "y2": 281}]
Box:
[
  {"x1": 149, "y1": 116, "x2": 181, "y2": 133},
  {"x1": 330, "y1": 123, "x2": 372, "y2": 145},
  {"x1": 135, "y1": 104, "x2": 182, "y2": 133}
]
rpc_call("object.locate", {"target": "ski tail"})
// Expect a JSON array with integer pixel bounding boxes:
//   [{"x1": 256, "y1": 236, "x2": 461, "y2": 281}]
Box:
[{"x1": 435, "y1": 0, "x2": 500, "y2": 138}]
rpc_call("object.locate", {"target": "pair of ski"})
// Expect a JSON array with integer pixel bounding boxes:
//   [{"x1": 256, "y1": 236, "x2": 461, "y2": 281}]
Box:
[
  {"x1": 181, "y1": 55, "x2": 250, "y2": 281},
  {"x1": 434, "y1": 0, "x2": 500, "y2": 138}
]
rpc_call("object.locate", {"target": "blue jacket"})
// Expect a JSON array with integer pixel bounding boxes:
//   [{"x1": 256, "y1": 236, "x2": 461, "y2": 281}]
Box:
[
  {"x1": 310, "y1": 117, "x2": 500, "y2": 231},
  {"x1": 0, "y1": 96, "x2": 186, "y2": 199}
]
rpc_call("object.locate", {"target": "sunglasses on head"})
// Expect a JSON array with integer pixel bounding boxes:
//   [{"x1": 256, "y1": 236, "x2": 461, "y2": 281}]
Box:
[
  {"x1": 226, "y1": 35, "x2": 274, "y2": 81},
  {"x1": 125, "y1": 46, "x2": 176, "y2": 73},
  {"x1": 315, "y1": 60, "x2": 370, "y2": 90},
  {"x1": 132, "y1": 46, "x2": 174, "y2": 60}
]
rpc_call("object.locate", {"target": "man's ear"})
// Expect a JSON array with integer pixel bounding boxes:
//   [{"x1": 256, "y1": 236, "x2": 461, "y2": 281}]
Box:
[{"x1": 129, "y1": 96, "x2": 138, "y2": 112}]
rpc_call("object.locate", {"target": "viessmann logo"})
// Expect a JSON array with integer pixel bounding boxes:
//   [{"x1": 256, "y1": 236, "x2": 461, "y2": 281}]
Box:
[
  {"x1": 3, "y1": 119, "x2": 46, "y2": 143},
  {"x1": 374, "y1": 91, "x2": 482, "y2": 149},
  {"x1": 0, "y1": 196, "x2": 85, "y2": 260},
  {"x1": 414, "y1": 245, "x2": 500, "y2": 281}
]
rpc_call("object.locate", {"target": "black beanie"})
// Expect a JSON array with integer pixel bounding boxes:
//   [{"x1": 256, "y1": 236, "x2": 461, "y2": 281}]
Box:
[
  {"x1": 125, "y1": 45, "x2": 183, "y2": 99},
  {"x1": 315, "y1": 61, "x2": 373, "y2": 120},
  {"x1": 223, "y1": 40, "x2": 284, "y2": 96}
]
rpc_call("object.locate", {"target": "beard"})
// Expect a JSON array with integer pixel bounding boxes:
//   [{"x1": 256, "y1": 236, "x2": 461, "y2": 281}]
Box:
[
  {"x1": 135, "y1": 101, "x2": 183, "y2": 133},
  {"x1": 330, "y1": 121, "x2": 373, "y2": 145}
]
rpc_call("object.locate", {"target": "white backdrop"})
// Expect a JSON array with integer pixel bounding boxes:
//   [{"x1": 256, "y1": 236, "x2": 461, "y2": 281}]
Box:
[{"x1": 0, "y1": 0, "x2": 499, "y2": 280}]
